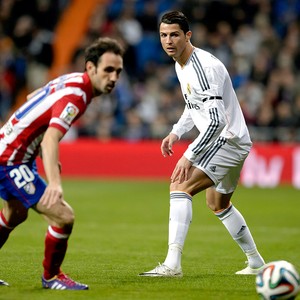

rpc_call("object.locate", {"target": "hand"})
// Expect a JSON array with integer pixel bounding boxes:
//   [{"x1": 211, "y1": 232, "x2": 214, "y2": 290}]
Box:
[
  {"x1": 161, "y1": 133, "x2": 179, "y2": 157},
  {"x1": 171, "y1": 156, "x2": 193, "y2": 183},
  {"x1": 39, "y1": 183, "x2": 63, "y2": 209}
]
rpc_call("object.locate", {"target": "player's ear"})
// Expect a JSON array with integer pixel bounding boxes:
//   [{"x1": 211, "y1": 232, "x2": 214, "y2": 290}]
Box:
[
  {"x1": 186, "y1": 31, "x2": 192, "y2": 42},
  {"x1": 86, "y1": 61, "x2": 96, "y2": 74}
]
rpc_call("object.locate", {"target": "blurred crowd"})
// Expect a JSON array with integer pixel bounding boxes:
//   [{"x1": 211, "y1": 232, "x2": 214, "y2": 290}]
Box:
[
  {"x1": 1, "y1": 0, "x2": 300, "y2": 143},
  {"x1": 0, "y1": 0, "x2": 68, "y2": 122}
]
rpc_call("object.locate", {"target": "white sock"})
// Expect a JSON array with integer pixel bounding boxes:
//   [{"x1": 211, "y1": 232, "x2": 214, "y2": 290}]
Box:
[
  {"x1": 216, "y1": 204, "x2": 265, "y2": 268},
  {"x1": 163, "y1": 192, "x2": 192, "y2": 270}
]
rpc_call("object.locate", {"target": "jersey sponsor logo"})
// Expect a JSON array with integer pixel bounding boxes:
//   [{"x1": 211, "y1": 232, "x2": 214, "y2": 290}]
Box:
[
  {"x1": 184, "y1": 91, "x2": 200, "y2": 110},
  {"x1": 186, "y1": 100, "x2": 200, "y2": 110},
  {"x1": 59, "y1": 103, "x2": 79, "y2": 125}
]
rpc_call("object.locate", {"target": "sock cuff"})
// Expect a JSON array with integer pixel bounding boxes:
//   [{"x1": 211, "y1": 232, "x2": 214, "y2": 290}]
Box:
[
  {"x1": 170, "y1": 191, "x2": 192, "y2": 201},
  {"x1": 48, "y1": 226, "x2": 71, "y2": 239},
  {"x1": 214, "y1": 203, "x2": 233, "y2": 218}
]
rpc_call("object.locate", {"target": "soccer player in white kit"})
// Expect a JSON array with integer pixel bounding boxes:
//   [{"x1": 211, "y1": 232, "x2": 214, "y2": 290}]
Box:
[
  {"x1": 140, "y1": 11, "x2": 265, "y2": 277},
  {"x1": 0, "y1": 37, "x2": 123, "y2": 289}
]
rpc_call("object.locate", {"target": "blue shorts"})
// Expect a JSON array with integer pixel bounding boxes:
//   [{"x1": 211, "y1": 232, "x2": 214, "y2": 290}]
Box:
[{"x1": 0, "y1": 161, "x2": 47, "y2": 209}]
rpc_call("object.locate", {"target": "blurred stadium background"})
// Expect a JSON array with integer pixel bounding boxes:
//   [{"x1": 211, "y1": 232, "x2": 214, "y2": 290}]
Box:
[{"x1": 1, "y1": 0, "x2": 300, "y2": 187}]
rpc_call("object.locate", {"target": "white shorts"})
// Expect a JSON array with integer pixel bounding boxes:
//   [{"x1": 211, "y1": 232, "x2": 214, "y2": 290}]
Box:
[{"x1": 193, "y1": 141, "x2": 250, "y2": 194}]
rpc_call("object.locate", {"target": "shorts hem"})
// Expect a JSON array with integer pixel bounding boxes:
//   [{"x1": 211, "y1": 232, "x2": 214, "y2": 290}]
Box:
[{"x1": 195, "y1": 165, "x2": 218, "y2": 185}]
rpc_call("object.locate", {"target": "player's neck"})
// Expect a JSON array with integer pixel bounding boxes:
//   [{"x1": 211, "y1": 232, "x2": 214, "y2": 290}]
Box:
[
  {"x1": 177, "y1": 44, "x2": 194, "y2": 68},
  {"x1": 92, "y1": 87, "x2": 103, "y2": 97}
]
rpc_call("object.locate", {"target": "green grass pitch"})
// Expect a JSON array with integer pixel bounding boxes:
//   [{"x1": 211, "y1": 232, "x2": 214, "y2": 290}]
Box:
[{"x1": 0, "y1": 180, "x2": 299, "y2": 300}]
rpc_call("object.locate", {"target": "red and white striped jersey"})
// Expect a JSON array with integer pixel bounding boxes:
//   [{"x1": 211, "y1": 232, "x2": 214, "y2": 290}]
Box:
[{"x1": 0, "y1": 72, "x2": 93, "y2": 165}]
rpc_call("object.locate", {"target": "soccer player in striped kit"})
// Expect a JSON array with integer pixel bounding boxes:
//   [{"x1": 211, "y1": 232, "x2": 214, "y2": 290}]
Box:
[
  {"x1": 140, "y1": 11, "x2": 265, "y2": 277},
  {"x1": 0, "y1": 37, "x2": 123, "y2": 289}
]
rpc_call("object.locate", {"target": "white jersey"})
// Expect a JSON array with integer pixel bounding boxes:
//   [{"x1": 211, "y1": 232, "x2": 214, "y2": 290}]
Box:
[{"x1": 171, "y1": 47, "x2": 252, "y2": 162}]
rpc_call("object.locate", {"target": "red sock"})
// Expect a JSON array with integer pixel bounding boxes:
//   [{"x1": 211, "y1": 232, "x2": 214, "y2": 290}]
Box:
[
  {"x1": 0, "y1": 210, "x2": 14, "y2": 249},
  {"x1": 43, "y1": 226, "x2": 72, "y2": 280}
]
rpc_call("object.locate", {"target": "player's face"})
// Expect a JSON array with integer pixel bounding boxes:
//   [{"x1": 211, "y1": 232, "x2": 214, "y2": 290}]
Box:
[
  {"x1": 87, "y1": 52, "x2": 123, "y2": 96},
  {"x1": 159, "y1": 23, "x2": 191, "y2": 61}
]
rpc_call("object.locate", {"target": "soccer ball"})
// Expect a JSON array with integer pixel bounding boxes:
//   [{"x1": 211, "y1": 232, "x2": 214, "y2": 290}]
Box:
[{"x1": 256, "y1": 260, "x2": 300, "y2": 300}]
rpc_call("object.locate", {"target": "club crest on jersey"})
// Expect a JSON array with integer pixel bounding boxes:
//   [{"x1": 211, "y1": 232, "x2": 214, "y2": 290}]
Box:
[
  {"x1": 187, "y1": 83, "x2": 192, "y2": 95},
  {"x1": 60, "y1": 103, "x2": 79, "y2": 125},
  {"x1": 23, "y1": 182, "x2": 36, "y2": 195}
]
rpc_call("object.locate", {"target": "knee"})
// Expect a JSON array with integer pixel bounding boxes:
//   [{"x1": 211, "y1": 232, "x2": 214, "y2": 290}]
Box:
[
  {"x1": 61, "y1": 208, "x2": 75, "y2": 228},
  {"x1": 53, "y1": 205, "x2": 75, "y2": 229},
  {"x1": 170, "y1": 182, "x2": 178, "y2": 192},
  {"x1": 170, "y1": 182, "x2": 191, "y2": 195}
]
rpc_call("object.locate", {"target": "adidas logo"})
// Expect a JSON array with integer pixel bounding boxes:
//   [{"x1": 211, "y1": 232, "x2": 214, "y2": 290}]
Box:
[
  {"x1": 209, "y1": 166, "x2": 216, "y2": 172},
  {"x1": 237, "y1": 225, "x2": 246, "y2": 235}
]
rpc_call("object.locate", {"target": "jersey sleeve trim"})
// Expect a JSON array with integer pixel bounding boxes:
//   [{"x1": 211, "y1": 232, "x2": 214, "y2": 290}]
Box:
[
  {"x1": 49, "y1": 122, "x2": 68, "y2": 134},
  {"x1": 49, "y1": 117, "x2": 69, "y2": 133}
]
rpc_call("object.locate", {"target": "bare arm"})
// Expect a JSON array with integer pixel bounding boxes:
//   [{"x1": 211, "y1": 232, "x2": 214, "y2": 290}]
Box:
[{"x1": 39, "y1": 127, "x2": 64, "y2": 209}]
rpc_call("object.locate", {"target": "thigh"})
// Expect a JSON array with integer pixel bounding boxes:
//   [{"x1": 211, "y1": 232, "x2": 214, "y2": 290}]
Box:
[{"x1": 170, "y1": 166, "x2": 214, "y2": 196}]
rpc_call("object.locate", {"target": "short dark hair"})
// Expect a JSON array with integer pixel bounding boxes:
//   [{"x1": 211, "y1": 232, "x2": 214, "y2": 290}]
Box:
[
  {"x1": 159, "y1": 11, "x2": 190, "y2": 34},
  {"x1": 85, "y1": 37, "x2": 124, "y2": 66}
]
